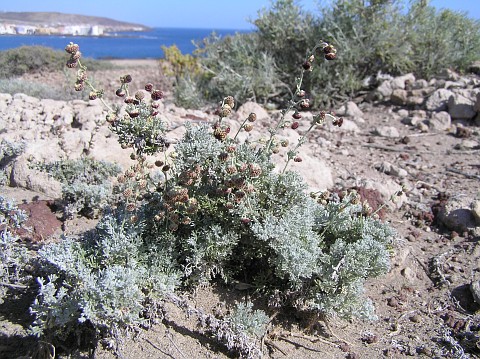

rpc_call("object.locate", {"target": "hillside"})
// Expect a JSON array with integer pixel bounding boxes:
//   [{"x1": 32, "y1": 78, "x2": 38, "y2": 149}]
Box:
[{"x1": 0, "y1": 11, "x2": 150, "y2": 33}]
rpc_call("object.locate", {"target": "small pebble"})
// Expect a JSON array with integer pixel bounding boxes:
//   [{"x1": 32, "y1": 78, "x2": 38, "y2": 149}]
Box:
[{"x1": 410, "y1": 314, "x2": 421, "y2": 323}]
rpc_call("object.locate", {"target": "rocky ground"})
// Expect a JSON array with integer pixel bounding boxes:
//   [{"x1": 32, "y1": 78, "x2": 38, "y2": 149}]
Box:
[{"x1": 1, "y1": 60, "x2": 480, "y2": 358}]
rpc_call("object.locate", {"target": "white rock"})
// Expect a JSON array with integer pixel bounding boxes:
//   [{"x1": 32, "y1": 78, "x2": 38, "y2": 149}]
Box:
[
  {"x1": 428, "y1": 111, "x2": 451, "y2": 131},
  {"x1": 10, "y1": 156, "x2": 63, "y2": 199},
  {"x1": 234, "y1": 101, "x2": 270, "y2": 122},
  {"x1": 337, "y1": 101, "x2": 364, "y2": 118},
  {"x1": 425, "y1": 89, "x2": 453, "y2": 112},
  {"x1": 448, "y1": 91, "x2": 477, "y2": 120},
  {"x1": 375, "y1": 161, "x2": 408, "y2": 178},
  {"x1": 471, "y1": 200, "x2": 480, "y2": 226},
  {"x1": 437, "y1": 195, "x2": 477, "y2": 232},
  {"x1": 373, "y1": 126, "x2": 400, "y2": 138},
  {"x1": 376, "y1": 80, "x2": 393, "y2": 98},
  {"x1": 390, "y1": 73, "x2": 415, "y2": 90}
]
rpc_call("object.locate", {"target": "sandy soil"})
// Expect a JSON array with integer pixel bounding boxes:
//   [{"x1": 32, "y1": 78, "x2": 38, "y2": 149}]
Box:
[{"x1": 1, "y1": 60, "x2": 479, "y2": 359}]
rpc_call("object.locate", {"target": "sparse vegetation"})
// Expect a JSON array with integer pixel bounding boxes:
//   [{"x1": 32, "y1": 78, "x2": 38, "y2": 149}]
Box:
[{"x1": 169, "y1": 0, "x2": 480, "y2": 108}]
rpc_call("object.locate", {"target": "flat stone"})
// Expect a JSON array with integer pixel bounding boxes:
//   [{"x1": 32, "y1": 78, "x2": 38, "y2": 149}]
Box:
[
  {"x1": 470, "y1": 281, "x2": 480, "y2": 305},
  {"x1": 448, "y1": 91, "x2": 477, "y2": 120},
  {"x1": 390, "y1": 89, "x2": 408, "y2": 106},
  {"x1": 437, "y1": 196, "x2": 477, "y2": 232},
  {"x1": 376, "y1": 80, "x2": 393, "y2": 98},
  {"x1": 428, "y1": 111, "x2": 451, "y2": 131},
  {"x1": 373, "y1": 126, "x2": 400, "y2": 138},
  {"x1": 425, "y1": 89, "x2": 454, "y2": 112},
  {"x1": 471, "y1": 200, "x2": 480, "y2": 226}
]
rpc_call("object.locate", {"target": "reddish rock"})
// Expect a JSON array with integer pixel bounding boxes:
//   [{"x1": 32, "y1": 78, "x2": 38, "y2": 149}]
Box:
[{"x1": 16, "y1": 200, "x2": 62, "y2": 242}]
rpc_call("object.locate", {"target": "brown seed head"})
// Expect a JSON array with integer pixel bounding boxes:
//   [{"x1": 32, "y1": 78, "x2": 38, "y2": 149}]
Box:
[
  {"x1": 294, "y1": 156, "x2": 303, "y2": 162},
  {"x1": 135, "y1": 91, "x2": 145, "y2": 101},
  {"x1": 302, "y1": 61, "x2": 312, "y2": 71},
  {"x1": 144, "y1": 83, "x2": 154, "y2": 92},
  {"x1": 126, "y1": 203, "x2": 137, "y2": 212},
  {"x1": 151, "y1": 89, "x2": 164, "y2": 101},
  {"x1": 89, "y1": 91, "x2": 98, "y2": 100},
  {"x1": 65, "y1": 42, "x2": 79, "y2": 54},
  {"x1": 247, "y1": 113, "x2": 257, "y2": 122},
  {"x1": 106, "y1": 113, "x2": 117, "y2": 123},
  {"x1": 66, "y1": 59, "x2": 78, "y2": 68},
  {"x1": 128, "y1": 109, "x2": 140, "y2": 118},
  {"x1": 292, "y1": 112, "x2": 302, "y2": 120},
  {"x1": 323, "y1": 44, "x2": 336, "y2": 55},
  {"x1": 243, "y1": 123, "x2": 254, "y2": 132},
  {"x1": 300, "y1": 99, "x2": 310, "y2": 108},
  {"x1": 325, "y1": 52, "x2": 336, "y2": 61},
  {"x1": 72, "y1": 51, "x2": 82, "y2": 60},
  {"x1": 291, "y1": 121, "x2": 299, "y2": 130},
  {"x1": 224, "y1": 96, "x2": 235, "y2": 108},
  {"x1": 121, "y1": 74, "x2": 132, "y2": 84},
  {"x1": 115, "y1": 88, "x2": 126, "y2": 97},
  {"x1": 74, "y1": 82, "x2": 84, "y2": 91},
  {"x1": 219, "y1": 104, "x2": 232, "y2": 118}
]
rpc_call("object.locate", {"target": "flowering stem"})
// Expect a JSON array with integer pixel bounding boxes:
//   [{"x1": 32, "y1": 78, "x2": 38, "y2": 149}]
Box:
[
  {"x1": 77, "y1": 60, "x2": 115, "y2": 113},
  {"x1": 281, "y1": 121, "x2": 316, "y2": 173}
]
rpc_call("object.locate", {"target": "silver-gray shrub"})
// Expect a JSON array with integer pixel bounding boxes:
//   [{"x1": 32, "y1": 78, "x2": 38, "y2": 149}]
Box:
[
  {"x1": 0, "y1": 196, "x2": 29, "y2": 303},
  {"x1": 29, "y1": 39, "x2": 396, "y2": 356},
  {"x1": 35, "y1": 157, "x2": 121, "y2": 217},
  {"x1": 30, "y1": 208, "x2": 179, "y2": 340},
  {"x1": 176, "y1": 0, "x2": 480, "y2": 108}
]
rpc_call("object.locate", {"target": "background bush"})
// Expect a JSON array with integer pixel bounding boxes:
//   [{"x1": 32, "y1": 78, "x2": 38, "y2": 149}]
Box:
[
  {"x1": 172, "y1": 0, "x2": 480, "y2": 108},
  {"x1": 0, "y1": 46, "x2": 110, "y2": 79}
]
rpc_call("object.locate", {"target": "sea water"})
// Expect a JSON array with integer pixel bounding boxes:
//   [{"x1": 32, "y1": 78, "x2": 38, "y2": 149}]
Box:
[{"x1": 0, "y1": 27, "x2": 249, "y2": 59}]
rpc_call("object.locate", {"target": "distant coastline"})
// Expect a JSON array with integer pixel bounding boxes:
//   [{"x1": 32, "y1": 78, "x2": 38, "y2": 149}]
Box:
[
  {"x1": 0, "y1": 11, "x2": 150, "y2": 36},
  {"x1": 0, "y1": 27, "x2": 249, "y2": 59}
]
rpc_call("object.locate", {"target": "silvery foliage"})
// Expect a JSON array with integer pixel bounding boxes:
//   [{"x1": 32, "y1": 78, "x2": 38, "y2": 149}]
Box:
[
  {"x1": 30, "y1": 208, "x2": 180, "y2": 338},
  {"x1": 0, "y1": 139, "x2": 25, "y2": 185},
  {"x1": 0, "y1": 196, "x2": 29, "y2": 303},
  {"x1": 36, "y1": 157, "x2": 121, "y2": 217},
  {"x1": 227, "y1": 302, "x2": 270, "y2": 339},
  {"x1": 29, "y1": 105, "x2": 395, "y2": 352}
]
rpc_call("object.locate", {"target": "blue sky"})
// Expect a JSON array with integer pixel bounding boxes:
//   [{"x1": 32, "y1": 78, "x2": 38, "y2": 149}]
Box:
[{"x1": 0, "y1": 0, "x2": 478, "y2": 30}]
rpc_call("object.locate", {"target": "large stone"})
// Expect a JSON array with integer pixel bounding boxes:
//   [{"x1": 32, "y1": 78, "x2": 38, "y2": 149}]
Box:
[
  {"x1": 391, "y1": 73, "x2": 415, "y2": 90},
  {"x1": 390, "y1": 89, "x2": 408, "y2": 106},
  {"x1": 376, "y1": 80, "x2": 393, "y2": 99},
  {"x1": 373, "y1": 126, "x2": 400, "y2": 138},
  {"x1": 375, "y1": 161, "x2": 408, "y2": 178},
  {"x1": 10, "y1": 157, "x2": 63, "y2": 199},
  {"x1": 437, "y1": 196, "x2": 477, "y2": 232},
  {"x1": 0, "y1": 93, "x2": 12, "y2": 111},
  {"x1": 472, "y1": 200, "x2": 480, "y2": 226},
  {"x1": 406, "y1": 96, "x2": 424, "y2": 106},
  {"x1": 425, "y1": 89, "x2": 454, "y2": 112},
  {"x1": 72, "y1": 101, "x2": 106, "y2": 130},
  {"x1": 271, "y1": 144, "x2": 333, "y2": 191},
  {"x1": 411, "y1": 79, "x2": 429, "y2": 89},
  {"x1": 474, "y1": 92, "x2": 480, "y2": 112},
  {"x1": 469, "y1": 61, "x2": 480, "y2": 75},
  {"x1": 337, "y1": 101, "x2": 364, "y2": 118},
  {"x1": 448, "y1": 90, "x2": 477, "y2": 120},
  {"x1": 60, "y1": 130, "x2": 93, "y2": 157},
  {"x1": 428, "y1": 111, "x2": 451, "y2": 131},
  {"x1": 234, "y1": 101, "x2": 270, "y2": 123}
]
